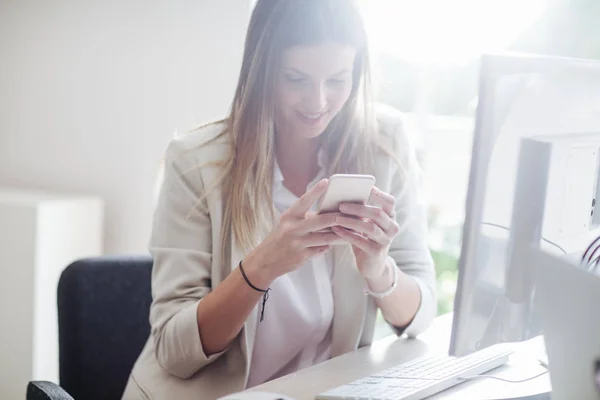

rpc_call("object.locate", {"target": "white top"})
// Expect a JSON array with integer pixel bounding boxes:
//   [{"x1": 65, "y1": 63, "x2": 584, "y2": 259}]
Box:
[{"x1": 247, "y1": 152, "x2": 335, "y2": 388}]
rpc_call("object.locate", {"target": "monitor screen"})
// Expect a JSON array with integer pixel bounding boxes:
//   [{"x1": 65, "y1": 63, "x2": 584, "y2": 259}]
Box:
[{"x1": 450, "y1": 52, "x2": 600, "y2": 356}]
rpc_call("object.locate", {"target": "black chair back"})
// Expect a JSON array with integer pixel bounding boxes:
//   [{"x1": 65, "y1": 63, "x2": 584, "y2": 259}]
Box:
[{"x1": 58, "y1": 256, "x2": 152, "y2": 400}]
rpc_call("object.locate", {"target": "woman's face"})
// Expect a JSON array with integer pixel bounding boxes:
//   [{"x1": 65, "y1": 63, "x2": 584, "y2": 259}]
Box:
[{"x1": 274, "y1": 42, "x2": 356, "y2": 140}]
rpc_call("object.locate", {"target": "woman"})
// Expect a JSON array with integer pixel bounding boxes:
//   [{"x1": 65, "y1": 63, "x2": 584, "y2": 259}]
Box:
[{"x1": 123, "y1": 0, "x2": 436, "y2": 399}]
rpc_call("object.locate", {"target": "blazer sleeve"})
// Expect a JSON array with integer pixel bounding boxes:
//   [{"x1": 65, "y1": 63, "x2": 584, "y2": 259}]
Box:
[
  {"x1": 386, "y1": 117, "x2": 438, "y2": 337},
  {"x1": 148, "y1": 139, "x2": 226, "y2": 379}
]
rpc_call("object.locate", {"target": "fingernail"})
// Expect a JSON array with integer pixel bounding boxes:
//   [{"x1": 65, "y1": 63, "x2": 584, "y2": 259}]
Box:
[
  {"x1": 319, "y1": 179, "x2": 329, "y2": 187},
  {"x1": 339, "y1": 204, "x2": 349, "y2": 212}
]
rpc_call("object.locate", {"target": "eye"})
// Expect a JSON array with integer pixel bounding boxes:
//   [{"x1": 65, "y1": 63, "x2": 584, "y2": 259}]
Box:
[
  {"x1": 285, "y1": 74, "x2": 306, "y2": 84},
  {"x1": 327, "y1": 78, "x2": 347, "y2": 86}
]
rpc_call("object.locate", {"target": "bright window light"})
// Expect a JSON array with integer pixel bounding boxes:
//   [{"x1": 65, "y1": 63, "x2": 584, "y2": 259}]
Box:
[{"x1": 361, "y1": 0, "x2": 547, "y2": 65}]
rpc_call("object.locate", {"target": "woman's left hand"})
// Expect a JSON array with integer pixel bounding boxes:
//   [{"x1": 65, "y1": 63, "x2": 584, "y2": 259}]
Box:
[{"x1": 331, "y1": 187, "x2": 401, "y2": 280}]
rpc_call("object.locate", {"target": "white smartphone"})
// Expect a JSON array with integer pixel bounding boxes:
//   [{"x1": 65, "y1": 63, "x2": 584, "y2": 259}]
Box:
[{"x1": 317, "y1": 174, "x2": 376, "y2": 214}]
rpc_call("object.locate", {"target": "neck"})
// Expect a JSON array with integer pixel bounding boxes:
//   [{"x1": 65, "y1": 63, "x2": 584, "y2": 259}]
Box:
[{"x1": 275, "y1": 131, "x2": 321, "y2": 195}]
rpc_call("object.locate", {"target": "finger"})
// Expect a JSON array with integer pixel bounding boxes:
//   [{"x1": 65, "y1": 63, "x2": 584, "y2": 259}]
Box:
[
  {"x1": 369, "y1": 187, "x2": 396, "y2": 217},
  {"x1": 303, "y1": 245, "x2": 332, "y2": 258},
  {"x1": 303, "y1": 211, "x2": 330, "y2": 232},
  {"x1": 297, "y1": 212, "x2": 348, "y2": 234},
  {"x1": 302, "y1": 232, "x2": 343, "y2": 247},
  {"x1": 335, "y1": 216, "x2": 388, "y2": 244},
  {"x1": 339, "y1": 204, "x2": 397, "y2": 235},
  {"x1": 332, "y1": 226, "x2": 378, "y2": 254},
  {"x1": 288, "y1": 179, "x2": 329, "y2": 217}
]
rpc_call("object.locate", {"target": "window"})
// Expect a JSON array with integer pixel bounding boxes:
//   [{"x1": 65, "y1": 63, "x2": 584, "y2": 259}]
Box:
[{"x1": 362, "y1": 0, "x2": 548, "y2": 338}]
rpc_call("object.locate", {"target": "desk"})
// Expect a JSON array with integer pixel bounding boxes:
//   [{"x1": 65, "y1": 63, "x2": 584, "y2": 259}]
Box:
[{"x1": 248, "y1": 314, "x2": 551, "y2": 400}]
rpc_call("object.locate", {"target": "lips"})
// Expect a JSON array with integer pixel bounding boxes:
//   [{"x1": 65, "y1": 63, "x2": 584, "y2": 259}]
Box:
[{"x1": 296, "y1": 110, "x2": 328, "y2": 126}]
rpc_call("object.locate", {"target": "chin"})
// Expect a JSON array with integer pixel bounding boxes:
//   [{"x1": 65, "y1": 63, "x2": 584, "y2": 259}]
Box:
[
  {"x1": 299, "y1": 128, "x2": 326, "y2": 139},
  {"x1": 295, "y1": 120, "x2": 331, "y2": 139}
]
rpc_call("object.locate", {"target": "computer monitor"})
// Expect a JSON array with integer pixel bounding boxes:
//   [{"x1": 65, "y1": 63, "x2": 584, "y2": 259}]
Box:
[{"x1": 449, "y1": 52, "x2": 600, "y2": 356}]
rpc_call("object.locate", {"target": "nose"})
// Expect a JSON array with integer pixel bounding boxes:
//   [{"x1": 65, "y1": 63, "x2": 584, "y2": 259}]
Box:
[{"x1": 304, "y1": 82, "x2": 327, "y2": 113}]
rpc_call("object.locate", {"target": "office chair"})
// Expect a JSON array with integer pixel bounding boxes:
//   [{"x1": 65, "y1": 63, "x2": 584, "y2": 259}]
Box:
[{"x1": 27, "y1": 256, "x2": 153, "y2": 400}]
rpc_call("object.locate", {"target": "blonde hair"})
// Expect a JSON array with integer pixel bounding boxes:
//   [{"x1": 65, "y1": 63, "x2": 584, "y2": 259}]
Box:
[{"x1": 197, "y1": 0, "x2": 382, "y2": 261}]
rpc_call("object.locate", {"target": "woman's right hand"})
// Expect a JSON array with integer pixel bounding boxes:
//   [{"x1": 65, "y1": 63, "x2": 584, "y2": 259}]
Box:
[{"x1": 243, "y1": 178, "x2": 342, "y2": 287}]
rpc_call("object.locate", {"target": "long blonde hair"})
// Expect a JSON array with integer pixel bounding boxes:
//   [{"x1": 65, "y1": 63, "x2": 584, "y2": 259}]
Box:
[{"x1": 202, "y1": 0, "x2": 381, "y2": 260}]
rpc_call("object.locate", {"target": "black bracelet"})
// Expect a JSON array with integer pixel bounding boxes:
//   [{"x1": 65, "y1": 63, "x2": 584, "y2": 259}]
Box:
[{"x1": 238, "y1": 260, "x2": 270, "y2": 322}]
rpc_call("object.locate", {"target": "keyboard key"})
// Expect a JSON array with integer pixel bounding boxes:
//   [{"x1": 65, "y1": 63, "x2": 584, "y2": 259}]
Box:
[{"x1": 315, "y1": 348, "x2": 511, "y2": 400}]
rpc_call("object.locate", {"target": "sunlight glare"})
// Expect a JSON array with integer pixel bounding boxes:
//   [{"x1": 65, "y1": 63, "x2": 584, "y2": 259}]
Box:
[{"x1": 361, "y1": 0, "x2": 547, "y2": 65}]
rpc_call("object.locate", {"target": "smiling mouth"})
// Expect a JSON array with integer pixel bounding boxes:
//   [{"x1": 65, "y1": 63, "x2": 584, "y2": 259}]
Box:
[{"x1": 296, "y1": 110, "x2": 328, "y2": 125}]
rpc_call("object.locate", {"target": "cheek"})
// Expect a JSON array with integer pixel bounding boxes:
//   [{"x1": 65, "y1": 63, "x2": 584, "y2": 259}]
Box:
[
  {"x1": 274, "y1": 86, "x2": 299, "y2": 126},
  {"x1": 276, "y1": 84, "x2": 301, "y2": 107},
  {"x1": 328, "y1": 86, "x2": 353, "y2": 114}
]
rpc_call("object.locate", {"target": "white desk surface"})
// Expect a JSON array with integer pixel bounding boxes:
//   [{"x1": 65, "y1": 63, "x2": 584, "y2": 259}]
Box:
[{"x1": 247, "y1": 313, "x2": 551, "y2": 400}]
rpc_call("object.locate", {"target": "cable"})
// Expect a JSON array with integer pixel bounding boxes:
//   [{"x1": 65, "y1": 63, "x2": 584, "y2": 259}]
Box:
[
  {"x1": 586, "y1": 244, "x2": 600, "y2": 267},
  {"x1": 481, "y1": 222, "x2": 567, "y2": 255},
  {"x1": 580, "y1": 236, "x2": 600, "y2": 272},
  {"x1": 458, "y1": 370, "x2": 548, "y2": 384},
  {"x1": 581, "y1": 236, "x2": 600, "y2": 264}
]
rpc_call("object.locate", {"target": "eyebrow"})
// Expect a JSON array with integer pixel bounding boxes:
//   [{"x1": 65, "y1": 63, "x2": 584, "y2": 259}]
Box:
[{"x1": 284, "y1": 68, "x2": 351, "y2": 77}]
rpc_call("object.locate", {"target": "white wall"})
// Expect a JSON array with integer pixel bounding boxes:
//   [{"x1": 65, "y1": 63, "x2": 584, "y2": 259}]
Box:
[
  {"x1": 0, "y1": 0, "x2": 250, "y2": 254},
  {"x1": 0, "y1": 190, "x2": 103, "y2": 398}
]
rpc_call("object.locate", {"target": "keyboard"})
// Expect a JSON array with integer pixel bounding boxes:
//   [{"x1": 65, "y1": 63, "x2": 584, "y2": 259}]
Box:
[{"x1": 315, "y1": 346, "x2": 511, "y2": 400}]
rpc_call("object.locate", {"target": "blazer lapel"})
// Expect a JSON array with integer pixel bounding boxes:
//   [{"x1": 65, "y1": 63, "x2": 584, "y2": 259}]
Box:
[
  {"x1": 226, "y1": 186, "x2": 281, "y2": 383},
  {"x1": 228, "y1": 232, "x2": 259, "y2": 382},
  {"x1": 330, "y1": 244, "x2": 369, "y2": 357},
  {"x1": 239, "y1": 205, "x2": 279, "y2": 367}
]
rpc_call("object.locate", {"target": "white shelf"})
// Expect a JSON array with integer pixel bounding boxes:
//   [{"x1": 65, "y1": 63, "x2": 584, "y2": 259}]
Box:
[{"x1": 0, "y1": 187, "x2": 104, "y2": 399}]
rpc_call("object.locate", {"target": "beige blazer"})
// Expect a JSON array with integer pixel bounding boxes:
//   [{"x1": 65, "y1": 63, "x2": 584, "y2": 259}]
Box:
[{"x1": 122, "y1": 107, "x2": 437, "y2": 400}]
